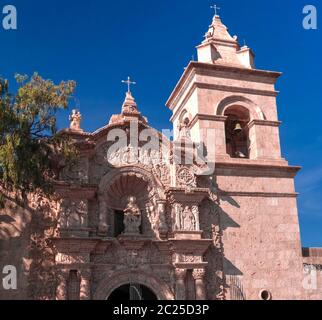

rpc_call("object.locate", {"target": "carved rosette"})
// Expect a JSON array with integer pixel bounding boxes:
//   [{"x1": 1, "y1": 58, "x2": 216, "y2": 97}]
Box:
[{"x1": 176, "y1": 166, "x2": 196, "y2": 188}]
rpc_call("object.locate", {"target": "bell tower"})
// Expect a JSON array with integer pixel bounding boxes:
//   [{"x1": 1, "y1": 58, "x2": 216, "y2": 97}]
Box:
[
  {"x1": 167, "y1": 13, "x2": 285, "y2": 164},
  {"x1": 166, "y1": 12, "x2": 305, "y2": 300}
]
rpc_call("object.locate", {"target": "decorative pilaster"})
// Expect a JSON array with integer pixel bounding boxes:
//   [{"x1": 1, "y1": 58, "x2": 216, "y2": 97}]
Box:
[
  {"x1": 157, "y1": 200, "x2": 168, "y2": 239},
  {"x1": 193, "y1": 269, "x2": 207, "y2": 300},
  {"x1": 56, "y1": 270, "x2": 68, "y2": 300},
  {"x1": 80, "y1": 269, "x2": 91, "y2": 300},
  {"x1": 98, "y1": 195, "x2": 108, "y2": 236},
  {"x1": 175, "y1": 268, "x2": 187, "y2": 300}
]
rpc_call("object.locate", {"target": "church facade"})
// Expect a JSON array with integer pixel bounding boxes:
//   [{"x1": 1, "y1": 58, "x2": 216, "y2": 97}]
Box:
[{"x1": 1, "y1": 14, "x2": 322, "y2": 301}]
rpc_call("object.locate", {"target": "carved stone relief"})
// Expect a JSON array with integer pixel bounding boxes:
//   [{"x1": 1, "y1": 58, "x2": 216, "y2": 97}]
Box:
[
  {"x1": 59, "y1": 199, "x2": 88, "y2": 230},
  {"x1": 176, "y1": 166, "x2": 196, "y2": 188},
  {"x1": 61, "y1": 158, "x2": 88, "y2": 184},
  {"x1": 93, "y1": 142, "x2": 171, "y2": 186},
  {"x1": 172, "y1": 204, "x2": 199, "y2": 232}
]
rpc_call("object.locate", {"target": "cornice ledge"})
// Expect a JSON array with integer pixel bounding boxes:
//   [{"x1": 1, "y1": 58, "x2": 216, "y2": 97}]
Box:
[
  {"x1": 248, "y1": 119, "x2": 282, "y2": 128},
  {"x1": 190, "y1": 114, "x2": 227, "y2": 127},
  {"x1": 217, "y1": 191, "x2": 299, "y2": 198},
  {"x1": 195, "y1": 82, "x2": 279, "y2": 97}
]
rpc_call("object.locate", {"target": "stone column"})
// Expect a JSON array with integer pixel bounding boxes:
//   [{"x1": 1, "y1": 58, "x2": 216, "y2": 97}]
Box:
[
  {"x1": 193, "y1": 269, "x2": 207, "y2": 300},
  {"x1": 157, "y1": 200, "x2": 168, "y2": 239},
  {"x1": 56, "y1": 270, "x2": 68, "y2": 300},
  {"x1": 175, "y1": 268, "x2": 187, "y2": 300},
  {"x1": 192, "y1": 205, "x2": 200, "y2": 231},
  {"x1": 80, "y1": 269, "x2": 91, "y2": 300},
  {"x1": 98, "y1": 194, "x2": 108, "y2": 236}
]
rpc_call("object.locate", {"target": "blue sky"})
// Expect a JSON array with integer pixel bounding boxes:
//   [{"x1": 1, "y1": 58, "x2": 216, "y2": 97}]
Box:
[{"x1": 1, "y1": 0, "x2": 321, "y2": 246}]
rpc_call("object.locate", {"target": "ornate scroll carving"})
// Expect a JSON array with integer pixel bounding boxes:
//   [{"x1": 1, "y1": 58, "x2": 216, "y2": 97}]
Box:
[
  {"x1": 56, "y1": 253, "x2": 88, "y2": 265},
  {"x1": 179, "y1": 254, "x2": 202, "y2": 264},
  {"x1": 95, "y1": 142, "x2": 171, "y2": 186}
]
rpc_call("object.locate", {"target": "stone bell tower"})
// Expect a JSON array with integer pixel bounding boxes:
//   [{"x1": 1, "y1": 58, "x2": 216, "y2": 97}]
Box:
[{"x1": 166, "y1": 13, "x2": 305, "y2": 300}]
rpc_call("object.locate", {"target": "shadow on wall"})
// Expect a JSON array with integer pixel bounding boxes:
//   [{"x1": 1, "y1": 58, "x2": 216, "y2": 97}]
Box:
[
  {"x1": 199, "y1": 176, "x2": 244, "y2": 300},
  {"x1": 0, "y1": 191, "x2": 57, "y2": 300}
]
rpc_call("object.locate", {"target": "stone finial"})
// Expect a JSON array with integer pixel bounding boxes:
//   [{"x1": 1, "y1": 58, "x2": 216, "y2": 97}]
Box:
[
  {"x1": 203, "y1": 15, "x2": 237, "y2": 44},
  {"x1": 69, "y1": 109, "x2": 83, "y2": 132},
  {"x1": 122, "y1": 91, "x2": 139, "y2": 115},
  {"x1": 197, "y1": 14, "x2": 255, "y2": 68}
]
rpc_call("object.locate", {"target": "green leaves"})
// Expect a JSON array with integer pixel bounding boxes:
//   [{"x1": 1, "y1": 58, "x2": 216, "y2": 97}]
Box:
[{"x1": 0, "y1": 73, "x2": 77, "y2": 196}]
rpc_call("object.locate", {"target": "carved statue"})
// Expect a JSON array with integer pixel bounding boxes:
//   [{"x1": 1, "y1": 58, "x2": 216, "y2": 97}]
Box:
[
  {"x1": 178, "y1": 118, "x2": 191, "y2": 140},
  {"x1": 69, "y1": 109, "x2": 82, "y2": 131},
  {"x1": 182, "y1": 206, "x2": 196, "y2": 231},
  {"x1": 123, "y1": 196, "x2": 142, "y2": 234}
]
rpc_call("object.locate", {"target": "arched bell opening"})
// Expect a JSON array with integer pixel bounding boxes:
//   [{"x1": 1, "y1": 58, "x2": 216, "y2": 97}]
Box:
[{"x1": 224, "y1": 105, "x2": 250, "y2": 159}]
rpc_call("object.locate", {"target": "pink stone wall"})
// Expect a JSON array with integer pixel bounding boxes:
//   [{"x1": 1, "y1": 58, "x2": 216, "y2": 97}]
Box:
[{"x1": 220, "y1": 195, "x2": 304, "y2": 300}]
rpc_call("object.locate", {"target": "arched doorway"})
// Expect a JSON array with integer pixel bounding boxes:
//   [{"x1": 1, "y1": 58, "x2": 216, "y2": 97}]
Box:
[
  {"x1": 93, "y1": 270, "x2": 175, "y2": 300},
  {"x1": 108, "y1": 284, "x2": 158, "y2": 301}
]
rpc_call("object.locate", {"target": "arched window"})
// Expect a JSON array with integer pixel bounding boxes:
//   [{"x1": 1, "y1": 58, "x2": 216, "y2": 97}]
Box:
[{"x1": 224, "y1": 105, "x2": 250, "y2": 159}]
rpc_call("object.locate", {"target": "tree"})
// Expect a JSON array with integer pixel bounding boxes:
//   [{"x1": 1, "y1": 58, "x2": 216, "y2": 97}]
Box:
[{"x1": 0, "y1": 73, "x2": 77, "y2": 202}]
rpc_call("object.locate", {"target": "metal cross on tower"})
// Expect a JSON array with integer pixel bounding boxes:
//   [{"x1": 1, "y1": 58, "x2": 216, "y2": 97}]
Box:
[
  {"x1": 122, "y1": 76, "x2": 136, "y2": 93},
  {"x1": 210, "y1": 4, "x2": 220, "y2": 16}
]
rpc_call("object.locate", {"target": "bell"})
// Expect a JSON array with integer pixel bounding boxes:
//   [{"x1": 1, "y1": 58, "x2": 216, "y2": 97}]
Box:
[{"x1": 234, "y1": 123, "x2": 243, "y2": 133}]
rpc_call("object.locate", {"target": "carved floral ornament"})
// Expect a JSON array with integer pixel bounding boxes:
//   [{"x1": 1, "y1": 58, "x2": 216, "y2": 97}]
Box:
[{"x1": 176, "y1": 166, "x2": 197, "y2": 188}]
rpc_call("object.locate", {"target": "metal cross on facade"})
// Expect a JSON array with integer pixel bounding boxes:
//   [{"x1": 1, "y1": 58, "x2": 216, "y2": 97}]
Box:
[
  {"x1": 122, "y1": 76, "x2": 136, "y2": 93},
  {"x1": 210, "y1": 4, "x2": 220, "y2": 16}
]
